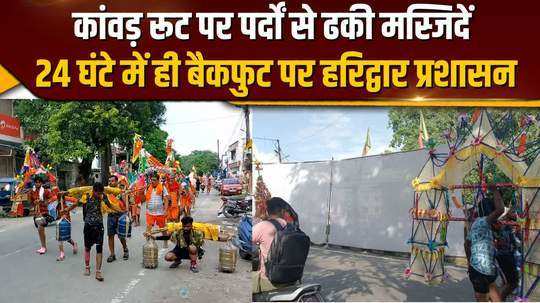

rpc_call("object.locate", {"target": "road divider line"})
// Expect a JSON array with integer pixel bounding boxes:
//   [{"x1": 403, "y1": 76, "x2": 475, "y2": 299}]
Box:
[
  {"x1": 110, "y1": 271, "x2": 145, "y2": 303},
  {"x1": 0, "y1": 248, "x2": 25, "y2": 258}
]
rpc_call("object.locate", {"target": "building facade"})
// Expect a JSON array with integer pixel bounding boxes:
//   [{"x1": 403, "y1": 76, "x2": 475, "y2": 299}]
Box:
[{"x1": 0, "y1": 100, "x2": 24, "y2": 178}]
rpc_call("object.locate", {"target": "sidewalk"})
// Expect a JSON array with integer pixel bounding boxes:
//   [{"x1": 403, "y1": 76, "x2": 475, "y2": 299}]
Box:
[{"x1": 303, "y1": 246, "x2": 473, "y2": 302}]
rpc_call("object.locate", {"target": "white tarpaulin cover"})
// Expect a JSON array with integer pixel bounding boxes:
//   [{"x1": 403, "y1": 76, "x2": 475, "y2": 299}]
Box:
[{"x1": 259, "y1": 150, "x2": 465, "y2": 256}]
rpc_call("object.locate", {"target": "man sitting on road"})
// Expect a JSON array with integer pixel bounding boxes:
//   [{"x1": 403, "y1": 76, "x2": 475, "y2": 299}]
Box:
[
  {"x1": 145, "y1": 216, "x2": 204, "y2": 272},
  {"x1": 252, "y1": 197, "x2": 289, "y2": 293}
]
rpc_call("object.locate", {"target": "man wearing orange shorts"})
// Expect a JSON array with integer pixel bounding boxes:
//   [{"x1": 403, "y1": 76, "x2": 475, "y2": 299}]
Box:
[
  {"x1": 165, "y1": 175, "x2": 180, "y2": 222},
  {"x1": 145, "y1": 173, "x2": 169, "y2": 248}
]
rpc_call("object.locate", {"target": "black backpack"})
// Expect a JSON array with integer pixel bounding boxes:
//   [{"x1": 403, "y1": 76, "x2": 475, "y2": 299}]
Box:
[{"x1": 264, "y1": 219, "x2": 311, "y2": 284}]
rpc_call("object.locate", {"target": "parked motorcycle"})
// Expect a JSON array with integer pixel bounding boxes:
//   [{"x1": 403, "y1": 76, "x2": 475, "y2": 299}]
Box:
[{"x1": 219, "y1": 196, "x2": 252, "y2": 218}]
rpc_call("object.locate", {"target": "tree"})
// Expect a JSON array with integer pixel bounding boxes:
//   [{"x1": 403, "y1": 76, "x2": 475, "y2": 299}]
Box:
[
  {"x1": 177, "y1": 150, "x2": 219, "y2": 175},
  {"x1": 142, "y1": 128, "x2": 168, "y2": 163},
  {"x1": 388, "y1": 108, "x2": 540, "y2": 154},
  {"x1": 388, "y1": 108, "x2": 463, "y2": 151},
  {"x1": 15, "y1": 100, "x2": 167, "y2": 182}
]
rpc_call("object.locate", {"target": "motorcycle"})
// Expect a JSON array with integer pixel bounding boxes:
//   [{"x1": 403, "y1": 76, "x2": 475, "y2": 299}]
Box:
[{"x1": 219, "y1": 196, "x2": 252, "y2": 218}]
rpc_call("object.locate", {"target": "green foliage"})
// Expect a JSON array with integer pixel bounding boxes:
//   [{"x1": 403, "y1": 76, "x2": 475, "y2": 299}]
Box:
[
  {"x1": 142, "y1": 128, "x2": 169, "y2": 163},
  {"x1": 388, "y1": 108, "x2": 465, "y2": 151},
  {"x1": 177, "y1": 150, "x2": 219, "y2": 175},
  {"x1": 14, "y1": 100, "x2": 167, "y2": 171},
  {"x1": 388, "y1": 108, "x2": 540, "y2": 154}
]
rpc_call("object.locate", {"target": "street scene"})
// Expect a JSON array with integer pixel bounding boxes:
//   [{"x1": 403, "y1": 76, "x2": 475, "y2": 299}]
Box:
[
  {"x1": 252, "y1": 108, "x2": 540, "y2": 301},
  {"x1": 0, "y1": 100, "x2": 253, "y2": 303}
]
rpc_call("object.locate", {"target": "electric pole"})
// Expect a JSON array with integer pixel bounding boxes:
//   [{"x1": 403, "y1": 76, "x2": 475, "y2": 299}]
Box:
[
  {"x1": 242, "y1": 106, "x2": 252, "y2": 194},
  {"x1": 276, "y1": 139, "x2": 282, "y2": 163}
]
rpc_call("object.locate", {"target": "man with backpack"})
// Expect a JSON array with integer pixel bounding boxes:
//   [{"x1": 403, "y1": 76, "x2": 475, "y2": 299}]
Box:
[{"x1": 252, "y1": 197, "x2": 310, "y2": 294}]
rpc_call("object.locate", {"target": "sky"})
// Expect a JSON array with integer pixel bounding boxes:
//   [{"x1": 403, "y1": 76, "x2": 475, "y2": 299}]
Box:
[
  {"x1": 253, "y1": 108, "x2": 394, "y2": 163},
  {"x1": 162, "y1": 102, "x2": 244, "y2": 156}
]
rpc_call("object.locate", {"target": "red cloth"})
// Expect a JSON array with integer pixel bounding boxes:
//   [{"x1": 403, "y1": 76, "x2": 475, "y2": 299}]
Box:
[{"x1": 29, "y1": 188, "x2": 52, "y2": 215}]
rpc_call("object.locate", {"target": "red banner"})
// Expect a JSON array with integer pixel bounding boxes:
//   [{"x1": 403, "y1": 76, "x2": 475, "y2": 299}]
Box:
[{"x1": 0, "y1": 113, "x2": 22, "y2": 140}]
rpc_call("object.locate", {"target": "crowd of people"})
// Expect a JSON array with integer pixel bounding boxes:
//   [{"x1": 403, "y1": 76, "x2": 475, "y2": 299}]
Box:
[{"x1": 28, "y1": 168, "x2": 215, "y2": 282}]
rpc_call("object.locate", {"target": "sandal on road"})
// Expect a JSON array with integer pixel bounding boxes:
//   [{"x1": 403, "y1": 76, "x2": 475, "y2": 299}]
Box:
[
  {"x1": 84, "y1": 266, "x2": 91, "y2": 276},
  {"x1": 123, "y1": 249, "x2": 129, "y2": 260},
  {"x1": 107, "y1": 255, "x2": 116, "y2": 263},
  {"x1": 95, "y1": 270, "x2": 104, "y2": 282}
]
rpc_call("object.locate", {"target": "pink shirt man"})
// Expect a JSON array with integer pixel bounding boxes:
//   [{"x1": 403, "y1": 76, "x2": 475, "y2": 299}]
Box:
[{"x1": 252, "y1": 218, "x2": 287, "y2": 276}]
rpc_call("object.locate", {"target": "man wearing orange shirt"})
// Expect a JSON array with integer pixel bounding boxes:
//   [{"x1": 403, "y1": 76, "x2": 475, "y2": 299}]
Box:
[
  {"x1": 145, "y1": 172, "x2": 170, "y2": 248},
  {"x1": 165, "y1": 175, "x2": 180, "y2": 223}
]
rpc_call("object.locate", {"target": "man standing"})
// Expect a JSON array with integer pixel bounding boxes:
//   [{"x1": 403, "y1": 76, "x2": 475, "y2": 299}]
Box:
[
  {"x1": 466, "y1": 188, "x2": 505, "y2": 302},
  {"x1": 106, "y1": 175, "x2": 129, "y2": 262},
  {"x1": 78, "y1": 182, "x2": 123, "y2": 281},
  {"x1": 31, "y1": 176, "x2": 54, "y2": 254},
  {"x1": 252, "y1": 197, "x2": 289, "y2": 293},
  {"x1": 145, "y1": 216, "x2": 204, "y2": 272},
  {"x1": 145, "y1": 172, "x2": 170, "y2": 248},
  {"x1": 165, "y1": 175, "x2": 180, "y2": 223},
  {"x1": 206, "y1": 175, "x2": 212, "y2": 194}
]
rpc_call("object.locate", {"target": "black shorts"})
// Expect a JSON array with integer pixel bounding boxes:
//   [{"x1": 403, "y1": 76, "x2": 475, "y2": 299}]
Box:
[
  {"x1": 170, "y1": 246, "x2": 191, "y2": 260},
  {"x1": 468, "y1": 266, "x2": 497, "y2": 294},
  {"x1": 496, "y1": 254, "x2": 519, "y2": 285},
  {"x1": 169, "y1": 246, "x2": 204, "y2": 260},
  {"x1": 34, "y1": 214, "x2": 54, "y2": 228},
  {"x1": 83, "y1": 223, "x2": 104, "y2": 248}
]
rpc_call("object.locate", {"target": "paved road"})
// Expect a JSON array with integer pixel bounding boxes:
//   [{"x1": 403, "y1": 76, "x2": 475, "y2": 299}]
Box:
[
  {"x1": 0, "y1": 190, "x2": 251, "y2": 303},
  {"x1": 303, "y1": 245, "x2": 473, "y2": 302}
]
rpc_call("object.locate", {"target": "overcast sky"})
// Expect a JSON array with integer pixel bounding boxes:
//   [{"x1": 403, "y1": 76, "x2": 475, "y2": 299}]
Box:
[{"x1": 162, "y1": 102, "x2": 244, "y2": 156}]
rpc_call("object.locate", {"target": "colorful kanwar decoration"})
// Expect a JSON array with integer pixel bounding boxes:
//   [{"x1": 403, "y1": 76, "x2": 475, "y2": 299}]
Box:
[{"x1": 406, "y1": 110, "x2": 540, "y2": 301}]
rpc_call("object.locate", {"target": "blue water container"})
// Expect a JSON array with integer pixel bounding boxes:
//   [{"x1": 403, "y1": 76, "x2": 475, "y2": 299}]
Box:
[
  {"x1": 117, "y1": 213, "x2": 131, "y2": 238},
  {"x1": 48, "y1": 201, "x2": 58, "y2": 220},
  {"x1": 56, "y1": 218, "x2": 71, "y2": 241}
]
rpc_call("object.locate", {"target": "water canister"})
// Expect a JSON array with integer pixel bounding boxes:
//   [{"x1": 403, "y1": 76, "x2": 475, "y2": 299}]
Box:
[
  {"x1": 117, "y1": 213, "x2": 131, "y2": 238},
  {"x1": 48, "y1": 201, "x2": 58, "y2": 220},
  {"x1": 143, "y1": 237, "x2": 159, "y2": 269},
  {"x1": 218, "y1": 241, "x2": 238, "y2": 273},
  {"x1": 56, "y1": 218, "x2": 71, "y2": 241}
]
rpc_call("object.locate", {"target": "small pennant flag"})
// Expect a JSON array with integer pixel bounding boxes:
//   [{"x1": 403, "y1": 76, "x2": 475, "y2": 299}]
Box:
[
  {"x1": 420, "y1": 110, "x2": 429, "y2": 141},
  {"x1": 131, "y1": 134, "x2": 143, "y2": 163},
  {"x1": 362, "y1": 128, "x2": 371, "y2": 156},
  {"x1": 418, "y1": 110, "x2": 429, "y2": 149},
  {"x1": 418, "y1": 130, "x2": 425, "y2": 149}
]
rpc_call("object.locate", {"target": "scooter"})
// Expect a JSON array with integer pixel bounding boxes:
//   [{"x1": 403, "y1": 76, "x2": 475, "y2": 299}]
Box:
[{"x1": 253, "y1": 283, "x2": 324, "y2": 302}]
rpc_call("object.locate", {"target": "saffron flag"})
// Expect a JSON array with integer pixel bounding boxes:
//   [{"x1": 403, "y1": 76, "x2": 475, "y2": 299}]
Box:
[
  {"x1": 362, "y1": 128, "x2": 371, "y2": 156},
  {"x1": 131, "y1": 134, "x2": 143, "y2": 163},
  {"x1": 418, "y1": 130, "x2": 425, "y2": 149}
]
